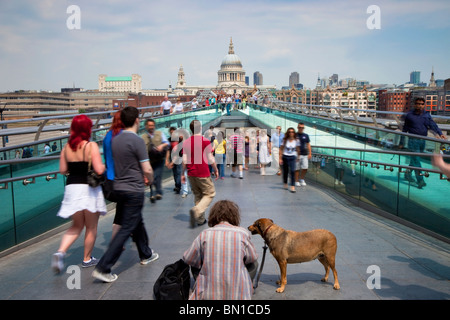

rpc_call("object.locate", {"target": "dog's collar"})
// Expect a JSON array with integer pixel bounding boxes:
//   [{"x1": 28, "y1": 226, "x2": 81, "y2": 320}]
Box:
[{"x1": 262, "y1": 224, "x2": 274, "y2": 238}]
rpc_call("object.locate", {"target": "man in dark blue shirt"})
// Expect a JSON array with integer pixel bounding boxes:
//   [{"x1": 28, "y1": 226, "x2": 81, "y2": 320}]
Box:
[
  {"x1": 295, "y1": 123, "x2": 311, "y2": 186},
  {"x1": 401, "y1": 97, "x2": 446, "y2": 188}
]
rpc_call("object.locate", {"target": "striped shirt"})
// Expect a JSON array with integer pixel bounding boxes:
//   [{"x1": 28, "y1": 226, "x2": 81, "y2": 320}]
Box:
[
  {"x1": 183, "y1": 222, "x2": 258, "y2": 300},
  {"x1": 229, "y1": 134, "x2": 244, "y2": 153}
]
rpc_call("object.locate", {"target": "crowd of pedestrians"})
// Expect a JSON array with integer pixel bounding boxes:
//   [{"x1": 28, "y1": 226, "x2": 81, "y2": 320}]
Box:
[{"x1": 49, "y1": 96, "x2": 447, "y2": 299}]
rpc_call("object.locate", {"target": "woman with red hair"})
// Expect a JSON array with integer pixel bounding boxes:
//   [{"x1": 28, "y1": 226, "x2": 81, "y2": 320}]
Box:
[
  {"x1": 52, "y1": 114, "x2": 106, "y2": 274},
  {"x1": 102, "y1": 111, "x2": 124, "y2": 238}
]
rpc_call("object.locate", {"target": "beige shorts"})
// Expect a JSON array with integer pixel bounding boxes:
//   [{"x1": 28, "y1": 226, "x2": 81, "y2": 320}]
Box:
[{"x1": 295, "y1": 155, "x2": 309, "y2": 170}]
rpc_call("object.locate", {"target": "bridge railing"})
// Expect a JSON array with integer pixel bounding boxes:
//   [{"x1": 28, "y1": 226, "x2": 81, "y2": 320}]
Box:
[
  {"x1": 0, "y1": 105, "x2": 220, "y2": 252},
  {"x1": 246, "y1": 102, "x2": 450, "y2": 241}
]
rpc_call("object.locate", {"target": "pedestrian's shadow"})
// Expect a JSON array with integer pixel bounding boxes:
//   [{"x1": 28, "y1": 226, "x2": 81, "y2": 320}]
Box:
[{"x1": 173, "y1": 213, "x2": 190, "y2": 222}]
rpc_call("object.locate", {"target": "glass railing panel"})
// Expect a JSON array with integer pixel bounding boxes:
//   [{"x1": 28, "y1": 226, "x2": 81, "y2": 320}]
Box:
[
  {"x1": 397, "y1": 165, "x2": 450, "y2": 238},
  {"x1": 360, "y1": 160, "x2": 399, "y2": 215},
  {"x1": 0, "y1": 162, "x2": 12, "y2": 181},
  {"x1": 12, "y1": 173, "x2": 66, "y2": 244},
  {"x1": 10, "y1": 158, "x2": 60, "y2": 179},
  {"x1": 0, "y1": 180, "x2": 15, "y2": 252}
]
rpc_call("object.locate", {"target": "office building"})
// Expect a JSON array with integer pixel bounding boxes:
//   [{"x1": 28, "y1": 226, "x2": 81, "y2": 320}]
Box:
[
  {"x1": 98, "y1": 74, "x2": 142, "y2": 93},
  {"x1": 289, "y1": 72, "x2": 300, "y2": 88},
  {"x1": 254, "y1": 72, "x2": 263, "y2": 86},
  {"x1": 410, "y1": 71, "x2": 420, "y2": 85}
]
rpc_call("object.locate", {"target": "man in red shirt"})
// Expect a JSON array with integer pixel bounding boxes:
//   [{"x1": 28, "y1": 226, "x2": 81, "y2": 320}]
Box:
[{"x1": 182, "y1": 120, "x2": 219, "y2": 228}]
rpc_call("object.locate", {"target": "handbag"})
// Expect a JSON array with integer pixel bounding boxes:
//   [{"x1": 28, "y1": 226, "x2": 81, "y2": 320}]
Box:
[
  {"x1": 148, "y1": 141, "x2": 166, "y2": 165},
  {"x1": 87, "y1": 143, "x2": 105, "y2": 188},
  {"x1": 102, "y1": 179, "x2": 118, "y2": 202},
  {"x1": 153, "y1": 259, "x2": 191, "y2": 300}
]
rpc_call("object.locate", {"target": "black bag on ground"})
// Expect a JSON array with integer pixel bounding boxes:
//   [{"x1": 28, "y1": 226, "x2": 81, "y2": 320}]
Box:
[{"x1": 153, "y1": 259, "x2": 191, "y2": 300}]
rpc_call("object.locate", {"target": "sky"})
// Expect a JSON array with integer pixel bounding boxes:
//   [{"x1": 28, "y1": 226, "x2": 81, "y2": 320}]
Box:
[{"x1": 0, "y1": 0, "x2": 449, "y2": 92}]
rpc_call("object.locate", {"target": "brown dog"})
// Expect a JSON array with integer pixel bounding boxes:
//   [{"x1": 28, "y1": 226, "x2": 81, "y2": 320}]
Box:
[{"x1": 248, "y1": 218, "x2": 340, "y2": 293}]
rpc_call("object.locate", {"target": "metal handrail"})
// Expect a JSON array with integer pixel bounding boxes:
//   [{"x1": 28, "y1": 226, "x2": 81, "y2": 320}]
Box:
[
  {"x1": 310, "y1": 152, "x2": 450, "y2": 182},
  {"x1": 0, "y1": 103, "x2": 210, "y2": 158},
  {"x1": 1, "y1": 145, "x2": 449, "y2": 188},
  {"x1": 312, "y1": 145, "x2": 450, "y2": 158},
  {"x1": 0, "y1": 170, "x2": 61, "y2": 189}
]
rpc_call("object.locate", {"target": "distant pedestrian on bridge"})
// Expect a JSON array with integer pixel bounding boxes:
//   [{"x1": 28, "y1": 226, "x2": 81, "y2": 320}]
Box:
[
  {"x1": 280, "y1": 127, "x2": 300, "y2": 193},
  {"x1": 295, "y1": 122, "x2": 311, "y2": 187},
  {"x1": 160, "y1": 96, "x2": 173, "y2": 115},
  {"x1": 400, "y1": 97, "x2": 446, "y2": 189}
]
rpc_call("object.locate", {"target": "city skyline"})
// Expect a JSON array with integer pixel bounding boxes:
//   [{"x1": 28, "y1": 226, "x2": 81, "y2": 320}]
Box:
[{"x1": 0, "y1": 0, "x2": 449, "y2": 92}]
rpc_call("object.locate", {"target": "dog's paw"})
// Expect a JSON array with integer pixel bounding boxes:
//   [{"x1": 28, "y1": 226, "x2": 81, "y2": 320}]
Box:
[
  {"x1": 276, "y1": 287, "x2": 285, "y2": 293},
  {"x1": 321, "y1": 277, "x2": 328, "y2": 282},
  {"x1": 333, "y1": 283, "x2": 340, "y2": 290}
]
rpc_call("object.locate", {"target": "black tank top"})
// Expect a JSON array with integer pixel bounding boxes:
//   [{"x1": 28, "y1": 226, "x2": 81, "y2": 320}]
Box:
[
  {"x1": 66, "y1": 142, "x2": 90, "y2": 185},
  {"x1": 66, "y1": 161, "x2": 89, "y2": 185}
]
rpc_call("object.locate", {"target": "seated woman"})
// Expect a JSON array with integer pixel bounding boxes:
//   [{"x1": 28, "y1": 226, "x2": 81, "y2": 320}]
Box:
[{"x1": 183, "y1": 200, "x2": 258, "y2": 300}]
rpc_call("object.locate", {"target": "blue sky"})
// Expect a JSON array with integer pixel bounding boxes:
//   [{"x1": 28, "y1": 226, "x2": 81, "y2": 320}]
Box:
[{"x1": 0, "y1": 0, "x2": 449, "y2": 92}]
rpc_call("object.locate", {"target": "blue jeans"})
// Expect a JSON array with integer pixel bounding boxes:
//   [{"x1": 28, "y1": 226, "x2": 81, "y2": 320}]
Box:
[
  {"x1": 172, "y1": 163, "x2": 181, "y2": 191},
  {"x1": 282, "y1": 155, "x2": 297, "y2": 186},
  {"x1": 96, "y1": 191, "x2": 153, "y2": 273},
  {"x1": 150, "y1": 160, "x2": 164, "y2": 197},
  {"x1": 216, "y1": 153, "x2": 226, "y2": 178},
  {"x1": 407, "y1": 138, "x2": 425, "y2": 183},
  {"x1": 181, "y1": 170, "x2": 190, "y2": 195}
]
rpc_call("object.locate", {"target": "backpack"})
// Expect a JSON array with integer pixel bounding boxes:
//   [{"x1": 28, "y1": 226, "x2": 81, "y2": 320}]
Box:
[
  {"x1": 153, "y1": 259, "x2": 191, "y2": 300},
  {"x1": 143, "y1": 131, "x2": 166, "y2": 165}
]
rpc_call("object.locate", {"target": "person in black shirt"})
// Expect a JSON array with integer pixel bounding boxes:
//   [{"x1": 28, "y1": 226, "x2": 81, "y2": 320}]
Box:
[{"x1": 400, "y1": 97, "x2": 446, "y2": 188}]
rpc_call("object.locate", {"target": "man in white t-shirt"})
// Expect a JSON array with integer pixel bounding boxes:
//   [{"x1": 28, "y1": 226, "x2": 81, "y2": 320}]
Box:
[
  {"x1": 226, "y1": 96, "x2": 232, "y2": 115},
  {"x1": 160, "y1": 96, "x2": 172, "y2": 115}
]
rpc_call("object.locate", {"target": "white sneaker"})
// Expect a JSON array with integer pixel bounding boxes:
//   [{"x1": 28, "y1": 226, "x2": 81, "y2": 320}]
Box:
[
  {"x1": 300, "y1": 179, "x2": 307, "y2": 186},
  {"x1": 295, "y1": 181, "x2": 301, "y2": 187},
  {"x1": 339, "y1": 181, "x2": 345, "y2": 186},
  {"x1": 335, "y1": 179, "x2": 339, "y2": 185},
  {"x1": 52, "y1": 252, "x2": 65, "y2": 274},
  {"x1": 140, "y1": 251, "x2": 159, "y2": 265},
  {"x1": 92, "y1": 269, "x2": 118, "y2": 283}
]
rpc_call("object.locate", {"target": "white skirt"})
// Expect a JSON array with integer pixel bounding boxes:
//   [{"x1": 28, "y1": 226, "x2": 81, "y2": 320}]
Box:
[{"x1": 57, "y1": 184, "x2": 107, "y2": 219}]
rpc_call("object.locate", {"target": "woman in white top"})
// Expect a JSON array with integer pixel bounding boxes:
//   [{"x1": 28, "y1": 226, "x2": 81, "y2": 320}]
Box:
[
  {"x1": 173, "y1": 99, "x2": 184, "y2": 113},
  {"x1": 279, "y1": 127, "x2": 300, "y2": 192},
  {"x1": 258, "y1": 130, "x2": 271, "y2": 175},
  {"x1": 191, "y1": 98, "x2": 198, "y2": 110}
]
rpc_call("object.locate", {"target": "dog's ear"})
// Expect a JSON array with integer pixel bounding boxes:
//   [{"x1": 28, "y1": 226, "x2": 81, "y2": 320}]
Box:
[{"x1": 270, "y1": 219, "x2": 274, "y2": 223}]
